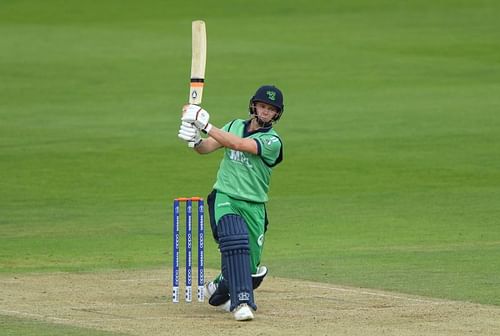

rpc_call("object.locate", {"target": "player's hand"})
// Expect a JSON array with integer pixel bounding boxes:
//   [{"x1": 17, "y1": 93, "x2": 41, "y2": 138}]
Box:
[
  {"x1": 178, "y1": 121, "x2": 201, "y2": 146},
  {"x1": 181, "y1": 104, "x2": 212, "y2": 133}
]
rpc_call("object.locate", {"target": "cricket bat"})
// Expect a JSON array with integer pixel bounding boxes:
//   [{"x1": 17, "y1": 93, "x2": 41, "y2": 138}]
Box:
[{"x1": 187, "y1": 20, "x2": 207, "y2": 147}]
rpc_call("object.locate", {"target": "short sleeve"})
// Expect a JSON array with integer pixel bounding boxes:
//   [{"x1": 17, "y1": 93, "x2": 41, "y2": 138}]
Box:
[
  {"x1": 221, "y1": 120, "x2": 235, "y2": 132},
  {"x1": 255, "y1": 134, "x2": 283, "y2": 167}
]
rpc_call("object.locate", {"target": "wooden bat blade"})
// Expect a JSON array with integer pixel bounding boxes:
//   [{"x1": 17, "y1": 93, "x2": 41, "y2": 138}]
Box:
[
  {"x1": 189, "y1": 20, "x2": 206, "y2": 105},
  {"x1": 187, "y1": 20, "x2": 207, "y2": 148}
]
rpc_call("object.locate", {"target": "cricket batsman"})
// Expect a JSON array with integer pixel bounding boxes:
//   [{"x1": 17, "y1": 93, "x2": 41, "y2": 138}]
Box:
[{"x1": 177, "y1": 85, "x2": 284, "y2": 321}]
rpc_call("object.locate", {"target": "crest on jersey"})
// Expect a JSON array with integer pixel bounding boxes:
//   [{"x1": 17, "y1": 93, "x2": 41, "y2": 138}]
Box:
[{"x1": 265, "y1": 137, "x2": 280, "y2": 147}]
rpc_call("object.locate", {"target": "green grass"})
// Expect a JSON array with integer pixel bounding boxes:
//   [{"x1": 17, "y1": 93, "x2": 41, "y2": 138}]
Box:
[
  {"x1": 0, "y1": 315, "x2": 125, "y2": 336},
  {"x1": 1, "y1": 3, "x2": 500, "y2": 335}
]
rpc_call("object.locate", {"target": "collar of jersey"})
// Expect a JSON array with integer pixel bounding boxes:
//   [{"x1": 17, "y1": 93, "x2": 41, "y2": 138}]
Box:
[{"x1": 243, "y1": 119, "x2": 273, "y2": 137}]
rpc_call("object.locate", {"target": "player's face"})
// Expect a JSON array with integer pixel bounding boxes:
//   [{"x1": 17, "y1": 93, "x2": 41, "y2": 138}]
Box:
[{"x1": 255, "y1": 102, "x2": 278, "y2": 122}]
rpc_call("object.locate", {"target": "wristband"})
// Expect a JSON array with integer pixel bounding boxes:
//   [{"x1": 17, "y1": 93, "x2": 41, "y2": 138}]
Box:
[
  {"x1": 193, "y1": 138, "x2": 203, "y2": 147},
  {"x1": 202, "y1": 123, "x2": 213, "y2": 134}
]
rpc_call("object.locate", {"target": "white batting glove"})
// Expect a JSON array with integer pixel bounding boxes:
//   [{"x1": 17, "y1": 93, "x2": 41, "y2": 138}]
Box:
[
  {"x1": 178, "y1": 121, "x2": 201, "y2": 146},
  {"x1": 181, "y1": 104, "x2": 212, "y2": 133}
]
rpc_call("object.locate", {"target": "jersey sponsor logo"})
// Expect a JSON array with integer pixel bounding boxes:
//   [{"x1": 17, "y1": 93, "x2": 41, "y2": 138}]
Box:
[
  {"x1": 228, "y1": 150, "x2": 253, "y2": 168},
  {"x1": 257, "y1": 234, "x2": 264, "y2": 247}
]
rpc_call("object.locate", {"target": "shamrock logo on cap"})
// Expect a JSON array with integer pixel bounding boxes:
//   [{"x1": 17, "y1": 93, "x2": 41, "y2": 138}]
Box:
[{"x1": 266, "y1": 90, "x2": 276, "y2": 101}]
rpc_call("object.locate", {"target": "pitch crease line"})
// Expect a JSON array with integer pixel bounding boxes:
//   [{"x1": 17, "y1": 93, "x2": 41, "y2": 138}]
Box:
[
  {"x1": 0, "y1": 309, "x2": 73, "y2": 322},
  {"x1": 117, "y1": 278, "x2": 164, "y2": 282},
  {"x1": 305, "y1": 284, "x2": 450, "y2": 304}
]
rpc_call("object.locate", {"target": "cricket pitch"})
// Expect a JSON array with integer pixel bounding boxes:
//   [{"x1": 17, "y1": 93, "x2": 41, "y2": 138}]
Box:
[{"x1": 1, "y1": 269, "x2": 499, "y2": 335}]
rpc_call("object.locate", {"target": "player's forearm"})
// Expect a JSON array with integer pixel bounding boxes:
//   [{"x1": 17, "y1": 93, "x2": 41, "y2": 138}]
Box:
[
  {"x1": 194, "y1": 136, "x2": 221, "y2": 154},
  {"x1": 206, "y1": 126, "x2": 242, "y2": 149},
  {"x1": 205, "y1": 125, "x2": 257, "y2": 154}
]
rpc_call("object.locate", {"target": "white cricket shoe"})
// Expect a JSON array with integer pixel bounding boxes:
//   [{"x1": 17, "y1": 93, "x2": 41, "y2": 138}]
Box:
[
  {"x1": 203, "y1": 281, "x2": 217, "y2": 299},
  {"x1": 220, "y1": 300, "x2": 231, "y2": 312},
  {"x1": 233, "y1": 303, "x2": 254, "y2": 321},
  {"x1": 204, "y1": 282, "x2": 231, "y2": 312}
]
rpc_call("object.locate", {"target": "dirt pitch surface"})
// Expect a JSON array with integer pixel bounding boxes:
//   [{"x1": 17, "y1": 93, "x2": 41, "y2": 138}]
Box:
[{"x1": 1, "y1": 269, "x2": 499, "y2": 336}]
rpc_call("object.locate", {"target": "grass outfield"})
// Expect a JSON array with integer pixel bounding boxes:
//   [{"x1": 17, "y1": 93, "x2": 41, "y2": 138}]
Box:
[
  {"x1": 0, "y1": 315, "x2": 126, "y2": 336},
  {"x1": 1, "y1": 0, "x2": 499, "y2": 330}
]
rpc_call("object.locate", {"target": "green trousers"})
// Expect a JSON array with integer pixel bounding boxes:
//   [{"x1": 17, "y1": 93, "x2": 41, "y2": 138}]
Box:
[{"x1": 207, "y1": 190, "x2": 267, "y2": 274}]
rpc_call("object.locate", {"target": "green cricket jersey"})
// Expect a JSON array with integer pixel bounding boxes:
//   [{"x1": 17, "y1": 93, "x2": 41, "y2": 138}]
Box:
[{"x1": 213, "y1": 119, "x2": 283, "y2": 203}]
